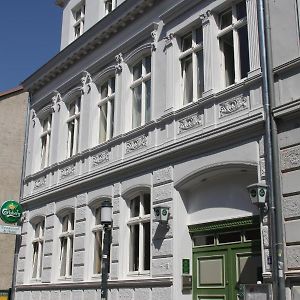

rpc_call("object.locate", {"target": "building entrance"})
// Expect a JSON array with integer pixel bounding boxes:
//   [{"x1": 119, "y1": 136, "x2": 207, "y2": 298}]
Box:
[{"x1": 190, "y1": 217, "x2": 262, "y2": 300}]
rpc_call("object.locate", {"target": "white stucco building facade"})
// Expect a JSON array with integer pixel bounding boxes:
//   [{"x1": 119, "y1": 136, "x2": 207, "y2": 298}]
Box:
[{"x1": 15, "y1": 0, "x2": 300, "y2": 299}]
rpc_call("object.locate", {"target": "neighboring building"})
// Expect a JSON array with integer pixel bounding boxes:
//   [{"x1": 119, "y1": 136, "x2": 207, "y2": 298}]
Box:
[
  {"x1": 14, "y1": 0, "x2": 300, "y2": 299},
  {"x1": 0, "y1": 86, "x2": 27, "y2": 294}
]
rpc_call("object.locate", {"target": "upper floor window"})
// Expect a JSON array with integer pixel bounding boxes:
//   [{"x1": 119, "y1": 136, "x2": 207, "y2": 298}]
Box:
[
  {"x1": 92, "y1": 207, "x2": 103, "y2": 275},
  {"x1": 104, "y1": 0, "x2": 116, "y2": 15},
  {"x1": 67, "y1": 97, "x2": 81, "y2": 158},
  {"x1": 218, "y1": 1, "x2": 249, "y2": 87},
  {"x1": 127, "y1": 192, "x2": 151, "y2": 273},
  {"x1": 73, "y1": 1, "x2": 85, "y2": 39},
  {"x1": 180, "y1": 27, "x2": 204, "y2": 105},
  {"x1": 40, "y1": 115, "x2": 52, "y2": 169},
  {"x1": 59, "y1": 212, "x2": 74, "y2": 278},
  {"x1": 32, "y1": 220, "x2": 45, "y2": 280},
  {"x1": 130, "y1": 56, "x2": 151, "y2": 129},
  {"x1": 98, "y1": 77, "x2": 115, "y2": 143}
]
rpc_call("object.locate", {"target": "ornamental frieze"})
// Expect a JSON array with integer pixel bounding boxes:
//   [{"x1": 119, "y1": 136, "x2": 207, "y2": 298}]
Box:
[
  {"x1": 125, "y1": 135, "x2": 147, "y2": 153},
  {"x1": 60, "y1": 164, "x2": 75, "y2": 180},
  {"x1": 178, "y1": 113, "x2": 202, "y2": 133},
  {"x1": 92, "y1": 150, "x2": 109, "y2": 167},
  {"x1": 33, "y1": 177, "x2": 46, "y2": 190},
  {"x1": 281, "y1": 145, "x2": 300, "y2": 171},
  {"x1": 219, "y1": 95, "x2": 248, "y2": 117}
]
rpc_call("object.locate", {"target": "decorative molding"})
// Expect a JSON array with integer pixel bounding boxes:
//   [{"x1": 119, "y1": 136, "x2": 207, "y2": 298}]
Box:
[
  {"x1": 51, "y1": 90, "x2": 62, "y2": 112},
  {"x1": 200, "y1": 10, "x2": 211, "y2": 24},
  {"x1": 281, "y1": 145, "x2": 300, "y2": 171},
  {"x1": 60, "y1": 165, "x2": 76, "y2": 180},
  {"x1": 151, "y1": 30, "x2": 157, "y2": 51},
  {"x1": 32, "y1": 111, "x2": 36, "y2": 127},
  {"x1": 219, "y1": 95, "x2": 248, "y2": 117},
  {"x1": 92, "y1": 150, "x2": 109, "y2": 167},
  {"x1": 33, "y1": 177, "x2": 46, "y2": 190},
  {"x1": 163, "y1": 33, "x2": 174, "y2": 50},
  {"x1": 125, "y1": 135, "x2": 147, "y2": 153},
  {"x1": 81, "y1": 71, "x2": 92, "y2": 93},
  {"x1": 178, "y1": 113, "x2": 202, "y2": 133},
  {"x1": 115, "y1": 53, "x2": 123, "y2": 73}
]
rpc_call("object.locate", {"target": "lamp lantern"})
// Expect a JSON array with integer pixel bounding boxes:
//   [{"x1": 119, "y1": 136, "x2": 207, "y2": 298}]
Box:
[
  {"x1": 153, "y1": 206, "x2": 169, "y2": 223},
  {"x1": 247, "y1": 183, "x2": 268, "y2": 206},
  {"x1": 100, "y1": 200, "x2": 113, "y2": 225}
]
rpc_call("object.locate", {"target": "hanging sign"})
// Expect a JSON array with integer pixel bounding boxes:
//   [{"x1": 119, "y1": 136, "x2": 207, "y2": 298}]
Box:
[{"x1": 0, "y1": 200, "x2": 23, "y2": 224}]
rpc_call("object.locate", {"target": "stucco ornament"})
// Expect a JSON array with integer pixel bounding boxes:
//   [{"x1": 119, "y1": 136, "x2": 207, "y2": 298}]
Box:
[
  {"x1": 281, "y1": 145, "x2": 300, "y2": 170},
  {"x1": 151, "y1": 30, "x2": 157, "y2": 51},
  {"x1": 163, "y1": 33, "x2": 174, "y2": 51},
  {"x1": 178, "y1": 113, "x2": 202, "y2": 133},
  {"x1": 60, "y1": 165, "x2": 75, "y2": 179},
  {"x1": 115, "y1": 53, "x2": 123, "y2": 73},
  {"x1": 92, "y1": 150, "x2": 109, "y2": 167},
  {"x1": 51, "y1": 90, "x2": 62, "y2": 112},
  {"x1": 126, "y1": 135, "x2": 147, "y2": 153},
  {"x1": 81, "y1": 71, "x2": 92, "y2": 93},
  {"x1": 34, "y1": 177, "x2": 46, "y2": 190},
  {"x1": 219, "y1": 95, "x2": 248, "y2": 117}
]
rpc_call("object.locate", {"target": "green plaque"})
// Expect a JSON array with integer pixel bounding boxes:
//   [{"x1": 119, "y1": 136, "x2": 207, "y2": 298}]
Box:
[
  {"x1": 0, "y1": 201, "x2": 23, "y2": 224},
  {"x1": 182, "y1": 258, "x2": 190, "y2": 274}
]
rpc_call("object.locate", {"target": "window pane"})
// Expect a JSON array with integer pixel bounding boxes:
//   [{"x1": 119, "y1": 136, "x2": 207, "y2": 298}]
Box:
[
  {"x1": 32, "y1": 243, "x2": 38, "y2": 278},
  {"x1": 132, "y1": 85, "x2": 142, "y2": 128},
  {"x1": 218, "y1": 231, "x2": 241, "y2": 244},
  {"x1": 110, "y1": 100, "x2": 114, "y2": 138},
  {"x1": 194, "y1": 235, "x2": 215, "y2": 246},
  {"x1": 197, "y1": 50, "x2": 204, "y2": 99},
  {"x1": 75, "y1": 9, "x2": 81, "y2": 21},
  {"x1": 143, "y1": 222, "x2": 150, "y2": 270},
  {"x1": 75, "y1": 118, "x2": 80, "y2": 154},
  {"x1": 69, "y1": 103, "x2": 75, "y2": 116},
  {"x1": 69, "y1": 237, "x2": 73, "y2": 276},
  {"x1": 196, "y1": 27, "x2": 203, "y2": 44},
  {"x1": 99, "y1": 103, "x2": 108, "y2": 143},
  {"x1": 238, "y1": 25, "x2": 250, "y2": 79},
  {"x1": 70, "y1": 213, "x2": 75, "y2": 230},
  {"x1": 62, "y1": 215, "x2": 69, "y2": 232},
  {"x1": 95, "y1": 207, "x2": 101, "y2": 225},
  {"x1": 110, "y1": 77, "x2": 115, "y2": 93},
  {"x1": 60, "y1": 238, "x2": 67, "y2": 276},
  {"x1": 130, "y1": 196, "x2": 140, "y2": 217},
  {"x1": 143, "y1": 193, "x2": 150, "y2": 215},
  {"x1": 77, "y1": 98, "x2": 81, "y2": 112},
  {"x1": 236, "y1": 1, "x2": 247, "y2": 20},
  {"x1": 244, "y1": 229, "x2": 261, "y2": 241},
  {"x1": 145, "y1": 56, "x2": 151, "y2": 74},
  {"x1": 145, "y1": 80, "x2": 151, "y2": 123},
  {"x1": 182, "y1": 55, "x2": 193, "y2": 104},
  {"x1": 130, "y1": 225, "x2": 139, "y2": 271},
  {"x1": 220, "y1": 31, "x2": 235, "y2": 86},
  {"x1": 101, "y1": 82, "x2": 108, "y2": 99},
  {"x1": 182, "y1": 33, "x2": 192, "y2": 51},
  {"x1": 94, "y1": 231, "x2": 102, "y2": 274},
  {"x1": 133, "y1": 62, "x2": 142, "y2": 81},
  {"x1": 39, "y1": 243, "x2": 43, "y2": 278},
  {"x1": 220, "y1": 10, "x2": 232, "y2": 29}
]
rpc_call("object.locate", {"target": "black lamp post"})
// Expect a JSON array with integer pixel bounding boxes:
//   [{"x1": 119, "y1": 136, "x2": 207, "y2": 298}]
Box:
[{"x1": 100, "y1": 200, "x2": 112, "y2": 300}]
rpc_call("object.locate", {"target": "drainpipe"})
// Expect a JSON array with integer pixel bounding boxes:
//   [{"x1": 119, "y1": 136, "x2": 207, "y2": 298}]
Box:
[
  {"x1": 256, "y1": 0, "x2": 286, "y2": 299},
  {"x1": 10, "y1": 92, "x2": 31, "y2": 300}
]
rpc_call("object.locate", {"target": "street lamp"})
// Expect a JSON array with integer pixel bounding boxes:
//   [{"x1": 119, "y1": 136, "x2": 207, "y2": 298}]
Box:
[{"x1": 100, "y1": 200, "x2": 112, "y2": 300}]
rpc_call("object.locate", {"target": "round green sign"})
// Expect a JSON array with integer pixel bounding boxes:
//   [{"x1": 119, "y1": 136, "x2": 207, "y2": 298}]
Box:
[{"x1": 0, "y1": 200, "x2": 23, "y2": 224}]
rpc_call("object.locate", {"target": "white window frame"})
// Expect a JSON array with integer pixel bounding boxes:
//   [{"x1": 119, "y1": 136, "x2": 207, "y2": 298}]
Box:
[
  {"x1": 130, "y1": 56, "x2": 152, "y2": 129},
  {"x1": 91, "y1": 207, "x2": 104, "y2": 276},
  {"x1": 40, "y1": 114, "x2": 52, "y2": 169},
  {"x1": 179, "y1": 27, "x2": 204, "y2": 105},
  {"x1": 59, "y1": 212, "x2": 74, "y2": 279},
  {"x1": 66, "y1": 97, "x2": 81, "y2": 158},
  {"x1": 127, "y1": 192, "x2": 151, "y2": 275},
  {"x1": 104, "y1": 0, "x2": 116, "y2": 15},
  {"x1": 98, "y1": 77, "x2": 115, "y2": 143},
  {"x1": 73, "y1": 1, "x2": 85, "y2": 40},
  {"x1": 31, "y1": 220, "x2": 45, "y2": 280},
  {"x1": 217, "y1": 1, "x2": 249, "y2": 87}
]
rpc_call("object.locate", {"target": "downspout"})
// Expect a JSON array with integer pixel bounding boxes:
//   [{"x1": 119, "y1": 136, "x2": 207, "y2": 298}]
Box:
[
  {"x1": 256, "y1": 0, "x2": 286, "y2": 299},
  {"x1": 10, "y1": 92, "x2": 31, "y2": 300}
]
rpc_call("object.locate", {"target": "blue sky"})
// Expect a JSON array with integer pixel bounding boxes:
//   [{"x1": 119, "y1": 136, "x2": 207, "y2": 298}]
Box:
[{"x1": 0, "y1": 1, "x2": 62, "y2": 92}]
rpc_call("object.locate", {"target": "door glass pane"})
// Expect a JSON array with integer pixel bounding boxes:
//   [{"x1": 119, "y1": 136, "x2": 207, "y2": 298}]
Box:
[
  {"x1": 237, "y1": 254, "x2": 262, "y2": 284},
  {"x1": 198, "y1": 256, "x2": 224, "y2": 286},
  {"x1": 194, "y1": 235, "x2": 214, "y2": 246}
]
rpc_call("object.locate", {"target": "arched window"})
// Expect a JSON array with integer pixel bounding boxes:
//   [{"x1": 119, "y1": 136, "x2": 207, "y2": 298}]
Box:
[{"x1": 127, "y1": 192, "x2": 151, "y2": 273}]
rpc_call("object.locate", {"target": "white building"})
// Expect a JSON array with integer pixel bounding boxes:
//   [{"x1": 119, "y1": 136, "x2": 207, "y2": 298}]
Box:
[{"x1": 15, "y1": 0, "x2": 300, "y2": 299}]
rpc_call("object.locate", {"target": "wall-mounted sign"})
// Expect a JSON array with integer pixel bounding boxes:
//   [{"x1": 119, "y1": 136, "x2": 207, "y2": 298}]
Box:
[
  {"x1": 182, "y1": 258, "x2": 190, "y2": 274},
  {"x1": 0, "y1": 200, "x2": 23, "y2": 224},
  {"x1": 0, "y1": 225, "x2": 21, "y2": 235}
]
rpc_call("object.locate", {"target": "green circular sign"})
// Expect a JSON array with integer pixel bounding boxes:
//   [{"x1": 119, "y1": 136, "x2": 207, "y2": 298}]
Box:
[
  {"x1": 250, "y1": 189, "x2": 257, "y2": 198},
  {"x1": 0, "y1": 201, "x2": 23, "y2": 224},
  {"x1": 259, "y1": 188, "x2": 266, "y2": 197}
]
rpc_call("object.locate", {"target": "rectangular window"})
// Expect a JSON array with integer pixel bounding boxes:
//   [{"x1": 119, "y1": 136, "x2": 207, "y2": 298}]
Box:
[
  {"x1": 40, "y1": 115, "x2": 52, "y2": 169},
  {"x1": 92, "y1": 207, "x2": 104, "y2": 275},
  {"x1": 104, "y1": 0, "x2": 116, "y2": 15},
  {"x1": 59, "y1": 213, "x2": 74, "y2": 278},
  {"x1": 131, "y1": 56, "x2": 151, "y2": 129},
  {"x1": 73, "y1": 1, "x2": 85, "y2": 39},
  {"x1": 218, "y1": 1, "x2": 250, "y2": 87},
  {"x1": 180, "y1": 27, "x2": 204, "y2": 105},
  {"x1": 32, "y1": 220, "x2": 45, "y2": 280},
  {"x1": 128, "y1": 192, "x2": 151, "y2": 273},
  {"x1": 98, "y1": 77, "x2": 115, "y2": 143},
  {"x1": 67, "y1": 97, "x2": 81, "y2": 158}
]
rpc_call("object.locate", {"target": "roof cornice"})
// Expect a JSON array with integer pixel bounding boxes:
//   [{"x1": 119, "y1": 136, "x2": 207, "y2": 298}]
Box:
[{"x1": 23, "y1": 0, "x2": 156, "y2": 93}]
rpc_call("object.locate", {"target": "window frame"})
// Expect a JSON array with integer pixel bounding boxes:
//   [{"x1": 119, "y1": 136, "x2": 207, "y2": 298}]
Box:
[
  {"x1": 40, "y1": 114, "x2": 52, "y2": 169},
  {"x1": 217, "y1": 1, "x2": 249, "y2": 87},
  {"x1": 66, "y1": 97, "x2": 81, "y2": 158},
  {"x1": 73, "y1": 1, "x2": 85, "y2": 40},
  {"x1": 130, "y1": 56, "x2": 152, "y2": 129},
  {"x1": 31, "y1": 220, "x2": 45, "y2": 281},
  {"x1": 179, "y1": 26, "x2": 204, "y2": 105},
  {"x1": 98, "y1": 76, "x2": 115, "y2": 144},
  {"x1": 59, "y1": 212, "x2": 75, "y2": 279},
  {"x1": 127, "y1": 191, "x2": 151, "y2": 275}
]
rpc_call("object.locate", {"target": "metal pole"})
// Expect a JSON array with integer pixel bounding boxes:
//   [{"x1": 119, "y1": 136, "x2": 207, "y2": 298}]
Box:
[
  {"x1": 256, "y1": 0, "x2": 286, "y2": 299},
  {"x1": 101, "y1": 224, "x2": 111, "y2": 300}
]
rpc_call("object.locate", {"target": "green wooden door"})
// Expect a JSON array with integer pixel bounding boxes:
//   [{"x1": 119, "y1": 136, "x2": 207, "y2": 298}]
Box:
[{"x1": 193, "y1": 240, "x2": 262, "y2": 300}]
